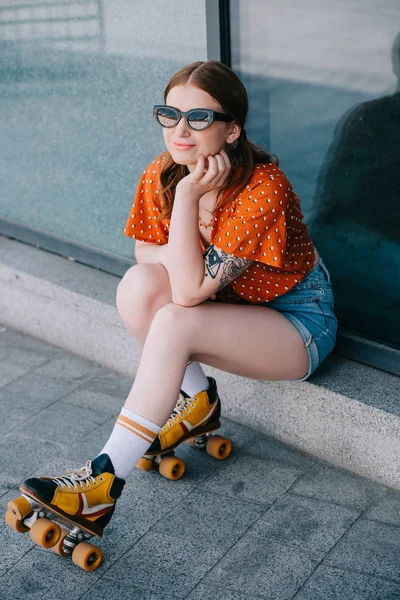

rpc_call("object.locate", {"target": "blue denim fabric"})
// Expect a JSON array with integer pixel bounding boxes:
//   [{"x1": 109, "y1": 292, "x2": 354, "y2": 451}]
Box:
[{"x1": 264, "y1": 257, "x2": 338, "y2": 381}]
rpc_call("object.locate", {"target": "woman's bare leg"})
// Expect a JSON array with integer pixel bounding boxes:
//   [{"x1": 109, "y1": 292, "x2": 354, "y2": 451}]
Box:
[
  {"x1": 115, "y1": 263, "x2": 173, "y2": 346},
  {"x1": 116, "y1": 263, "x2": 209, "y2": 395},
  {"x1": 123, "y1": 302, "x2": 309, "y2": 424}
]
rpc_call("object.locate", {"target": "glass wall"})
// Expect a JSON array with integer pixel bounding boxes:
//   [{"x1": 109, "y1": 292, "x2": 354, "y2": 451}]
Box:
[
  {"x1": 230, "y1": 0, "x2": 400, "y2": 348},
  {"x1": 0, "y1": 0, "x2": 207, "y2": 259}
]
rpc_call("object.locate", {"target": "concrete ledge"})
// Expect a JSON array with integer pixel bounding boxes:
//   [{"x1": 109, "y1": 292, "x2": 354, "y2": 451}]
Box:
[{"x1": 1, "y1": 235, "x2": 400, "y2": 491}]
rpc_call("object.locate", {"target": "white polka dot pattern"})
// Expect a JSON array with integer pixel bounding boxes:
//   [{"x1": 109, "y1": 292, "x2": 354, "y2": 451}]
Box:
[
  {"x1": 124, "y1": 154, "x2": 315, "y2": 304},
  {"x1": 123, "y1": 152, "x2": 170, "y2": 245}
]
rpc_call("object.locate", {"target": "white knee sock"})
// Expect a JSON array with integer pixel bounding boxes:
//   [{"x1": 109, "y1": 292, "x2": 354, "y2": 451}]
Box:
[
  {"x1": 98, "y1": 407, "x2": 160, "y2": 479},
  {"x1": 180, "y1": 361, "x2": 209, "y2": 397}
]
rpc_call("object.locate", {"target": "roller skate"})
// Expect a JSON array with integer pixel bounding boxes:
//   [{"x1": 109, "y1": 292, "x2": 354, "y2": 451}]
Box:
[
  {"x1": 5, "y1": 453, "x2": 125, "y2": 571},
  {"x1": 136, "y1": 377, "x2": 232, "y2": 480}
]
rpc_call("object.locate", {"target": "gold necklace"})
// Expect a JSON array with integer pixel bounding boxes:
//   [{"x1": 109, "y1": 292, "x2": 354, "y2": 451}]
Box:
[
  {"x1": 199, "y1": 214, "x2": 215, "y2": 229},
  {"x1": 199, "y1": 200, "x2": 217, "y2": 229}
]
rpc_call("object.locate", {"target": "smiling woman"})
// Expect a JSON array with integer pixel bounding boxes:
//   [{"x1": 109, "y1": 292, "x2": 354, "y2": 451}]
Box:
[{"x1": 11, "y1": 62, "x2": 337, "y2": 558}]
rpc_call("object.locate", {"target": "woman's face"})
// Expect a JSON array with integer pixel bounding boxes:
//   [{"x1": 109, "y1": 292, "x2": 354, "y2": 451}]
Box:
[{"x1": 163, "y1": 84, "x2": 240, "y2": 173}]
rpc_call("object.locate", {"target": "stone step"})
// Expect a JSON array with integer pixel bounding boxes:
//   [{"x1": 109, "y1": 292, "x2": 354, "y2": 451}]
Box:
[{"x1": 1, "y1": 234, "x2": 399, "y2": 490}]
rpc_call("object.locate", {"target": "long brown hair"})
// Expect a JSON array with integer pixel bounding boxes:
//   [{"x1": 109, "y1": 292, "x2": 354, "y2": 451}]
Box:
[{"x1": 156, "y1": 61, "x2": 278, "y2": 220}]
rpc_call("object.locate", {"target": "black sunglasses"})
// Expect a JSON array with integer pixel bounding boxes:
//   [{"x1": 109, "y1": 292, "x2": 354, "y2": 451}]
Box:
[{"x1": 153, "y1": 104, "x2": 233, "y2": 131}]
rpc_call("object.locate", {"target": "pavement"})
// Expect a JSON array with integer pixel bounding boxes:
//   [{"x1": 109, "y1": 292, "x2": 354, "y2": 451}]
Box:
[{"x1": 1, "y1": 325, "x2": 400, "y2": 600}]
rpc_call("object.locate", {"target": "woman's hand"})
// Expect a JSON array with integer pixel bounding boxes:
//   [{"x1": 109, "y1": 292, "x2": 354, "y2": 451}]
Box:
[{"x1": 176, "y1": 149, "x2": 231, "y2": 201}]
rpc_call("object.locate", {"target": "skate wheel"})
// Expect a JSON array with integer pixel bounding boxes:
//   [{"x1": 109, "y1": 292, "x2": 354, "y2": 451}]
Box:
[
  {"x1": 29, "y1": 517, "x2": 62, "y2": 549},
  {"x1": 72, "y1": 541, "x2": 103, "y2": 571},
  {"x1": 206, "y1": 435, "x2": 232, "y2": 460},
  {"x1": 159, "y1": 455, "x2": 185, "y2": 480},
  {"x1": 136, "y1": 456, "x2": 153, "y2": 472},
  {"x1": 7, "y1": 496, "x2": 32, "y2": 520},
  {"x1": 185, "y1": 437, "x2": 196, "y2": 448},
  {"x1": 50, "y1": 526, "x2": 70, "y2": 557},
  {"x1": 5, "y1": 510, "x2": 29, "y2": 533}
]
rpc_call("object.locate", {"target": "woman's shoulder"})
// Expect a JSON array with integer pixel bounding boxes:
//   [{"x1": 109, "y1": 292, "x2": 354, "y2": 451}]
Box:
[
  {"x1": 230, "y1": 162, "x2": 293, "y2": 215},
  {"x1": 141, "y1": 151, "x2": 169, "y2": 179},
  {"x1": 247, "y1": 162, "x2": 292, "y2": 190},
  {"x1": 135, "y1": 152, "x2": 169, "y2": 200}
]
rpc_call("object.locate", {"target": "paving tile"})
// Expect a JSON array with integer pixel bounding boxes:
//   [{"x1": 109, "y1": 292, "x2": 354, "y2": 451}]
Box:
[
  {"x1": 217, "y1": 417, "x2": 259, "y2": 450},
  {"x1": 0, "y1": 345, "x2": 52, "y2": 371},
  {"x1": 56, "y1": 416, "x2": 117, "y2": 462},
  {"x1": 293, "y1": 564, "x2": 400, "y2": 600},
  {"x1": 242, "y1": 434, "x2": 318, "y2": 469},
  {"x1": 364, "y1": 487, "x2": 400, "y2": 527},
  {"x1": 202, "y1": 534, "x2": 317, "y2": 600},
  {"x1": 82, "y1": 370, "x2": 133, "y2": 399},
  {"x1": 324, "y1": 518, "x2": 400, "y2": 582},
  {"x1": 0, "y1": 391, "x2": 33, "y2": 438},
  {"x1": 151, "y1": 488, "x2": 266, "y2": 549},
  {"x1": 0, "y1": 471, "x2": 21, "y2": 498},
  {"x1": 172, "y1": 441, "x2": 233, "y2": 485},
  {"x1": 81, "y1": 578, "x2": 180, "y2": 600},
  {"x1": 105, "y1": 530, "x2": 223, "y2": 599},
  {"x1": 0, "y1": 361, "x2": 30, "y2": 388},
  {"x1": 290, "y1": 461, "x2": 387, "y2": 510},
  {"x1": 0, "y1": 327, "x2": 66, "y2": 359},
  {"x1": 0, "y1": 433, "x2": 70, "y2": 479},
  {"x1": 109, "y1": 468, "x2": 195, "y2": 538},
  {"x1": 0, "y1": 547, "x2": 100, "y2": 599},
  {"x1": 248, "y1": 493, "x2": 360, "y2": 561},
  {"x1": 62, "y1": 387, "x2": 123, "y2": 422},
  {"x1": 0, "y1": 372, "x2": 95, "y2": 439},
  {"x1": 13, "y1": 400, "x2": 109, "y2": 443},
  {"x1": 0, "y1": 372, "x2": 88, "y2": 416},
  {"x1": 31, "y1": 354, "x2": 102, "y2": 384},
  {"x1": 177, "y1": 418, "x2": 258, "y2": 482},
  {"x1": 186, "y1": 585, "x2": 265, "y2": 600},
  {"x1": 201, "y1": 453, "x2": 306, "y2": 505}
]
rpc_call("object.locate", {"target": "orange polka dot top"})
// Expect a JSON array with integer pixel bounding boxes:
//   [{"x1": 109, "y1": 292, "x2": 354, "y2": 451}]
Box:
[{"x1": 124, "y1": 152, "x2": 316, "y2": 304}]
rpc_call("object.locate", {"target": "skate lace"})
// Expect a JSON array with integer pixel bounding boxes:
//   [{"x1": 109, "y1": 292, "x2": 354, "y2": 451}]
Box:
[
  {"x1": 162, "y1": 393, "x2": 198, "y2": 431},
  {"x1": 52, "y1": 460, "x2": 99, "y2": 491}
]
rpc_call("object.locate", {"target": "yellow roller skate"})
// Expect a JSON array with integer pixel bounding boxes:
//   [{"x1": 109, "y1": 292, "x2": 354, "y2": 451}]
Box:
[
  {"x1": 136, "y1": 376, "x2": 232, "y2": 480},
  {"x1": 5, "y1": 454, "x2": 124, "y2": 571}
]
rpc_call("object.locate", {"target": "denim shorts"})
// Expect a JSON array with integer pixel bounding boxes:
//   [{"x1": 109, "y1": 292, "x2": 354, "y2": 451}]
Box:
[{"x1": 264, "y1": 258, "x2": 338, "y2": 381}]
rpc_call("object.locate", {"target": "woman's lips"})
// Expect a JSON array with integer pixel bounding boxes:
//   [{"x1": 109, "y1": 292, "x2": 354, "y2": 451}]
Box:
[{"x1": 172, "y1": 142, "x2": 195, "y2": 150}]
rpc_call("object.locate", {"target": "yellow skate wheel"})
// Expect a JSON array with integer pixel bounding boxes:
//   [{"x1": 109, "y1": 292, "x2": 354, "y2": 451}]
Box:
[
  {"x1": 7, "y1": 496, "x2": 32, "y2": 520},
  {"x1": 206, "y1": 435, "x2": 232, "y2": 460},
  {"x1": 5, "y1": 510, "x2": 29, "y2": 533},
  {"x1": 136, "y1": 456, "x2": 153, "y2": 472},
  {"x1": 50, "y1": 526, "x2": 70, "y2": 557},
  {"x1": 159, "y1": 455, "x2": 185, "y2": 480},
  {"x1": 72, "y1": 542, "x2": 103, "y2": 571},
  {"x1": 29, "y1": 517, "x2": 62, "y2": 549},
  {"x1": 185, "y1": 437, "x2": 196, "y2": 448}
]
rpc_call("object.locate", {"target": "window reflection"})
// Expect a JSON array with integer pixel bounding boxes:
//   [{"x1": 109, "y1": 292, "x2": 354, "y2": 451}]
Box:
[
  {"x1": 309, "y1": 30, "x2": 400, "y2": 347},
  {"x1": 230, "y1": 1, "x2": 400, "y2": 349}
]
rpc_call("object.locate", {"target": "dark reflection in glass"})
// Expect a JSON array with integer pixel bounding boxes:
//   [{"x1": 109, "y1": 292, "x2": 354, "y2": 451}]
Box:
[{"x1": 309, "y1": 31, "x2": 400, "y2": 348}]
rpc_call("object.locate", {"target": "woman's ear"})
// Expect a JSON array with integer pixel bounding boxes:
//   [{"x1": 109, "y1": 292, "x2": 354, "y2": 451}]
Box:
[{"x1": 226, "y1": 122, "x2": 241, "y2": 145}]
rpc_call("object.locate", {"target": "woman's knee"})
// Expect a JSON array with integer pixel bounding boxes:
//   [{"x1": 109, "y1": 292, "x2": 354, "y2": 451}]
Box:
[
  {"x1": 116, "y1": 263, "x2": 172, "y2": 321},
  {"x1": 149, "y1": 303, "x2": 194, "y2": 339}
]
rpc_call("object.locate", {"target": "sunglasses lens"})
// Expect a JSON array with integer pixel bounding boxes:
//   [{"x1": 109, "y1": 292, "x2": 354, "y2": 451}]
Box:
[
  {"x1": 156, "y1": 107, "x2": 179, "y2": 127},
  {"x1": 188, "y1": 110, "x2": 212, "y2": 130}
]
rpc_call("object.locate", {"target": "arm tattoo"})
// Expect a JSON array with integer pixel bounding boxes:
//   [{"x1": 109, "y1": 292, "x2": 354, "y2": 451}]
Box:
[{"x1": 203, "y1": 246, "x2": 252, "y2": 292}]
